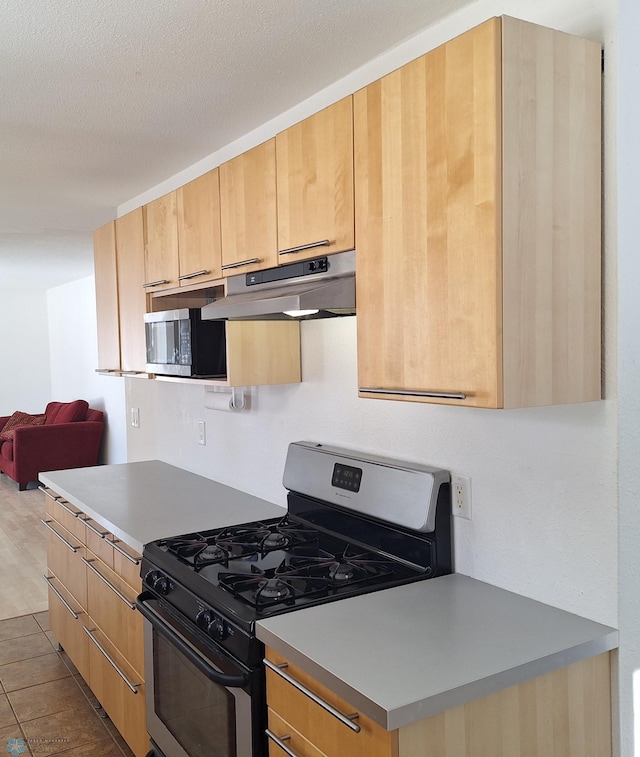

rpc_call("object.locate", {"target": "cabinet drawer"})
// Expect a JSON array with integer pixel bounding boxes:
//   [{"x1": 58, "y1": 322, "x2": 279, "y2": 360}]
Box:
[
  {"x1": 85, "y1": 625, "x2": 148, "y2": 757},
  {"x1": 265, "y1": 650, "x2": 396, "y2": 757},
  {"x1": 84, "y1": 552, "x2": 144, "y2": 678},
  {"x1": 268, "y1": 709, "x2": 329, "y2": 757},
  {"x1": 43, "y1": 519, "x2": 87, "y2": 609},
  {"x1": 111, "y1": 539, "x2": 142, "y2": 591},
  {"x1": 85, "y1": 520, "x2": 113, "y2": 568},
  {"x1": 42, "y1": 488, "x2": 86, "y2": 541},
  {"x1": 46, "y1": 576, "x2": 90, "y2": 682}
]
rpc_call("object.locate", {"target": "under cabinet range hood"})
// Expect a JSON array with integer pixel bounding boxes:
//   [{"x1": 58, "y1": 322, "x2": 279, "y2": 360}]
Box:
[{"x1": 201, "y1": 250, "x2": 355, "y2": 321}]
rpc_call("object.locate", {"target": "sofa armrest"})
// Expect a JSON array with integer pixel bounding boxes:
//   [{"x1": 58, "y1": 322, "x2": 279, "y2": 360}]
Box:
[{"x1": 12, "y1": 421, "x2": 104, "y2": 475}]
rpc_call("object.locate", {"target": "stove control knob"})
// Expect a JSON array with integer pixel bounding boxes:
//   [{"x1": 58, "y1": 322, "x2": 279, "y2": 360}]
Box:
[
  {"x1": 207, "y1": 617, "x2": 228, "y2": 641},
  {"x1": 150, "y1": 573, "x2": 173, "y2": 595},
  {"x1": 196, "y1": 609, "x2": 214, "y2": 631}
]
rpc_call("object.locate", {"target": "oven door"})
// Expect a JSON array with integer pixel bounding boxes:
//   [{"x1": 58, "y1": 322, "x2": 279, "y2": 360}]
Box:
[{"x1": 137, "y1": 592, "x2": 259, "y2": 757}]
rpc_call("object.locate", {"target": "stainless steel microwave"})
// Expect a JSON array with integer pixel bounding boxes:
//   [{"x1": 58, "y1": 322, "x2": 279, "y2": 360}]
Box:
[{"x1": 144, "y1": 308, "x2": 226, "y2": 378}]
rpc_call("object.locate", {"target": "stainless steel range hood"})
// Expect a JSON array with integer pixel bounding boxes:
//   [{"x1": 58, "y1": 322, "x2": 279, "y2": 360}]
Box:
[{"x1": 202, "y1": 250, "x2": 355, "y2": 321}]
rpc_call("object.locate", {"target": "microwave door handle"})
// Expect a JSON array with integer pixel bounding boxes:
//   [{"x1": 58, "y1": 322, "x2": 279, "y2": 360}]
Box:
[{"x1": 136, "y1": 592, "x2": 249, "y2": 688}]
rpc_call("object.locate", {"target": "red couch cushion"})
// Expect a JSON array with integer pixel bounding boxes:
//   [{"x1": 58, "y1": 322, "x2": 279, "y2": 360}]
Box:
[
  {"x1": 0, "y1": 411, "x2": 46, "y2": 442},
  {"x1": 45, "y1": 400, "x2": 89, "y2": 424}
]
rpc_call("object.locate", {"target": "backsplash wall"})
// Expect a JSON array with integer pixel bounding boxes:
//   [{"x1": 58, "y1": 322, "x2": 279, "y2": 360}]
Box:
[{"x1": 125, "y1": 316, "x2": 617, "y2": 628}]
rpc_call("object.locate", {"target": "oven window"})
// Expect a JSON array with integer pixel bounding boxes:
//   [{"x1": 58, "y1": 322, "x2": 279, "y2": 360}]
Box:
[{"x1": 153, "y1": 631, "x2": 237, "y2": 756}]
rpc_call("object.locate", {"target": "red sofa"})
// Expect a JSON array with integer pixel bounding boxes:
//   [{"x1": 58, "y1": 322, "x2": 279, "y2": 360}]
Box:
[{"x1": 0, "y1": 400, "x2": 104, "y2": 490}]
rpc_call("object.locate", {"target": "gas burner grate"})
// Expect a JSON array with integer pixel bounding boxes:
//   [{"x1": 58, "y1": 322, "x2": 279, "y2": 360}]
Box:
[
  {"x1": 218, "y1": 564, "x2": 329, "y2": 609},
  {"x1": 215, "y1": 517, "x2": 320, "y2": 556},
  {"x1": 286, "y1": 546, "x2": 397, "y2": 586}
]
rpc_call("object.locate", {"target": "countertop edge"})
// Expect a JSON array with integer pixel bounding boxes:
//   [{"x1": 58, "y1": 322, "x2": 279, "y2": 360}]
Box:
[
  {"x1": 257, "y1": 619, "x2": 618, "y2": 731},
  {"x1": 40, "y1": 471, "x2": 145, "y2": 553}
]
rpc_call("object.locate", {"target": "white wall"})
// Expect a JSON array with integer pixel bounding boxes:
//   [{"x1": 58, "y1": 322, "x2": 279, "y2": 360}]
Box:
[
  {"x1": 47, "y1": 276, "x2": 127, "y2": 464},
  {"x1": 0, "y1": 288, "x2": 52, "y2": 416}
]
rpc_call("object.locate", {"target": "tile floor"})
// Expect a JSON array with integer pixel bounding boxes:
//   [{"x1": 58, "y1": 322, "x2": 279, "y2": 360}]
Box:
[{"x1": 0, "y1": 612, "x2": 135, "y2": 756}]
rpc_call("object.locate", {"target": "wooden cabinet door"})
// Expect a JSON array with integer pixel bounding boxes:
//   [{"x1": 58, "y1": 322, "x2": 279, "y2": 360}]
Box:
[
  {"x1": 93, "y1": 221, "x2": 121, "y2": 372},
  {"x1": 143, "y1": 191, "x2": 179, "y2": 292},
  {"x1": 276, "y1": 97, "x2": 354, "y2": 263},
  {"x1": 47, "y1": 578, "x2": 91, "y2": 682},
  {"x1": 266, "y1": 649, "x2": 396, "y2": 757},
  {"x1": 86, "y1": 625, "x2": 148, "y2": 757},
  {"x1": 45, "y1": 520, "x2": 87, "y2": 609},
  {"x1": 354, "y1": 19, "x2": 502, "y2": 408},
  {"x1": 177, "y1": 168, "x2": 222, "y2": 286},
  {"x1": 219, "y1": 139, "x2": 278, "y2": 274},
  {"x1": 115, "y1": 208, "x2": 147, "y2": 373},
  {"x1": 85, "y1": 553, "x2": 144, "y2": 678}
]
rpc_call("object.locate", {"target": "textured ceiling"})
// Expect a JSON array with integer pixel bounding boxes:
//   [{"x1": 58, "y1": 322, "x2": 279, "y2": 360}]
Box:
[{"x1": 0, "y1": 0, "x2": 468, "y2": 290}]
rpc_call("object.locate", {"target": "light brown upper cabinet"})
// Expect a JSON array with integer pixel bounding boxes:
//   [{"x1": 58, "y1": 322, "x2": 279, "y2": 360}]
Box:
[
  {"x1": 93, "y1": 221, "x2": 121, "y2": 373},
  {"x1": 176, "y1": 168, "x2": 223, "y2": 286},
  {"x1": 355, "y1": 16, "x2": 602, "y2": 409},
  {"x1": 276, "y1": 96, "x2": 354, "y2": 263},
  {"x1": 219, "y1": 139, "x2": 278, "y2": 275},
  {"x1": 116, "y1": 208, "x2": 148, "y2": 373},
  {"x1": 143, "y1": 191, "x2": 179, "y2": 292},
  {"x1": 94, "y1": 210, "x2": 147, "y2": 374}
]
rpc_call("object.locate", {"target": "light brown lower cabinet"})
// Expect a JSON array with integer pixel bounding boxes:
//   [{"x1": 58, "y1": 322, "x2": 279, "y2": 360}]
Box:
[
  {"x1": 41, "y1": 487, "x2": 149, "y2": 757},
  {"x1": 265, "y1": 648, "x2": 613, "y2": 757}
]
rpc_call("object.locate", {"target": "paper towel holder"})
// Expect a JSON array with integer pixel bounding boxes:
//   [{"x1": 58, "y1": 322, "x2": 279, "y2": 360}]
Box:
[{"x1": 203, "y1": 385, "x2": 248, "y2": 413}]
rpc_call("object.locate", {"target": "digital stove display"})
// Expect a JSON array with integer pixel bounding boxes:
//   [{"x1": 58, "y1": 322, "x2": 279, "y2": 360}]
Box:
[{"x1": 332, "y1": 462, "x2": 362, "y2": 492}]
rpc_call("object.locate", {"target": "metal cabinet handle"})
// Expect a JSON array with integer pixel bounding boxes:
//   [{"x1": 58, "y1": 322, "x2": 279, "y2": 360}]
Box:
[
  {"x1": 263, "y1": 659, "x2": 361, "y2": 733},
  {"x1": 40, "y1": 519, "x2": 79, "y2": 553},
  {"x1": 83, "y1": 627, "x2": 141, "y2": 694},
  {"x1": 38, "y1": 487, "x2": 82, "y2": 518},
  {"x1": 142, "y1": 279, "x2": 170, "y2": 288},
  {"x1": 178, "y1": 269, "x2": 210, "y2": 280},
  {"x1": 82, "y1": 558, "x2": 136, "y2": 609},
  {"x1": 111, "y1": 539, "x2": 141, "y2": 565},
  {"x1": 94, "y1": 368, "x2": 121, "y2": 374},
  {"x1": 278, "y1": 240, "x2": 330, "y2": 256},
  {"x1": 43, "y1": 575, "x2": 80, "y2": 620},
  {"x1": 265, "y1": 730, "x2": 300, "y2": 757},
  {"x1": 359, "y1": 387, "x2": 467, "y2": 400},
  {"x1": 120, "y1": 371, "x2": 145, "y2": 376},
  {"x1": 221, "y1": 258, "x2": 261, "y2": 270},
  {"x1": 38, "y1": 486, "x2": 61, "y2": 503},
  {"x1": 83, "y1": 519, "x2": 109, "y2": 538}
]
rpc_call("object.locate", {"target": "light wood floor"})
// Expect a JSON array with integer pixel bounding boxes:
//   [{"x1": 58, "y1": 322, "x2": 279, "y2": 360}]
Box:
[{"x1": 0, "y1": 475, "x2": 47, "y2": 620}]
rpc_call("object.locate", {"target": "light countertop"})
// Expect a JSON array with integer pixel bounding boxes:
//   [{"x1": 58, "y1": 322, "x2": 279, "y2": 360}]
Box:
[
  {"x1": 256, "y1": 573, "x2": 618, "y2": 731},
  {"x1": 40, "y1": 460, "x2": 286, "y2": 553}
]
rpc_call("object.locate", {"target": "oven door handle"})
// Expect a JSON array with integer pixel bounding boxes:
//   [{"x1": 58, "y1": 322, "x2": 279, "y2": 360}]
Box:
[{"x1": 136, "y1": 592, "x2": 250, "y2": 688}]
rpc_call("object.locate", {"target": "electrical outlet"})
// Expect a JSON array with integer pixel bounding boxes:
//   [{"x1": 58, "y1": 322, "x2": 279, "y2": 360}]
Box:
[
  {"x1": 197, "y1": 420, "x2": 206, "y2": 446},
  {"x1": 452, "y1": 474, "x2": 472, "y2": 520},
  {"x1": 131, "y1": 407, "x2": 140, "y2": 428}
]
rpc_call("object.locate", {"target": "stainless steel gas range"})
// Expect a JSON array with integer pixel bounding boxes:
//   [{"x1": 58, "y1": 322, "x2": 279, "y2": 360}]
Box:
[{"x1": 136, "y1": 442, "x2": 452, "y2": 757}]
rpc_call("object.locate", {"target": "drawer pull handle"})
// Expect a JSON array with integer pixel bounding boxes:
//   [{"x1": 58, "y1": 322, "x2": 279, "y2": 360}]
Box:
[
  {"x1": 40, "y1": 519, "x2": 79, "y2": 553},
  {"x1": 263, "y1": 659, "x2": 361, "y2": 733},
  {"x1": 38, "y1": 486, "x2": 62, "y2": 503},
  {"x1": 83, "y1": 627, "x2": 141, "y2": 694},
  {"x1": 81, "y1": 558, "x2": 136, "y2": 610},
  {"x1": 265, "y1": 730, "x2": 300, "y2": 757},
  {"x1": 278, "y1": 240, "x2": 330, "y2": 256},
  {"x1": 38, "y1": 488, "x2": 82, "y2": 517},
  {"x1": 178, "y1": 269, "x2": 210, "y2": 280},
  {"x1": 43, "y1": 575, "x2": 80, "y2": 620},
  {"x1": 83, "y1": 519, "x2": 109, "y2": 538},
  {"x1": 143, "y1": 279, "x2": 170, "y2": 288},
  {"x1": 359, "y1": 387, "x2": 467, "y2": 400},
  {"x1": 221, "y1": 258, "x2": 261, "y2": 270},
  {"x1": 111, "y1": 539, "x2": 141, "y2": 565}
]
